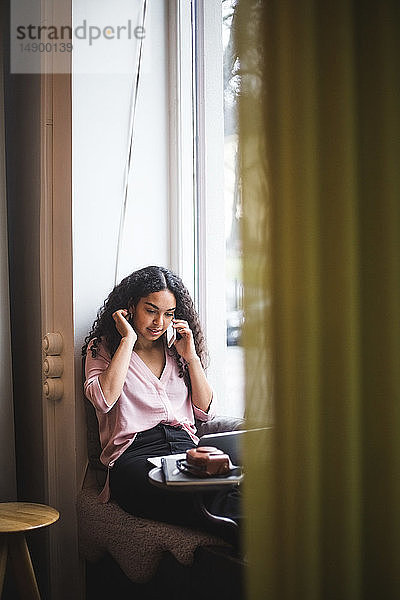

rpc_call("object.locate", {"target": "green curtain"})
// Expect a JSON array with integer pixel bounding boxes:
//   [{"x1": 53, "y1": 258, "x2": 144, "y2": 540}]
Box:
[{"x1": 239, "y1": 1, "x2": 400, "y2": 598}]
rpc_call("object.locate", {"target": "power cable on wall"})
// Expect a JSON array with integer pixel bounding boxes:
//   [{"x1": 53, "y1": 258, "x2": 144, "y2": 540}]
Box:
[{"x1": 114, "y1": 0, "x2": 148, "y2": 286}]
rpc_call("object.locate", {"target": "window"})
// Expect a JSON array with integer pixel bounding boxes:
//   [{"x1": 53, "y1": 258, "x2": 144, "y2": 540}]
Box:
[
  {"x1": 169, "y1": 0, "x2": 244, "y2": 418},
  {"x1": 222, "y1": 0, "x2": 244, "y2": 417}
]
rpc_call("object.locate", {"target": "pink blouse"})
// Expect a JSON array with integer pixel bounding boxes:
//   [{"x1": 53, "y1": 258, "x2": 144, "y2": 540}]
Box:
[{"x1": 84, "y1": 339, "x2": 214, "y2": 501}]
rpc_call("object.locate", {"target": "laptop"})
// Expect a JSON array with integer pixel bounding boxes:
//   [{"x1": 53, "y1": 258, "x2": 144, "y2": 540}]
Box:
[
  {"x1": 148, "y1": 427, "x2": 270, "y2": 486},
  {"x1": 196, "y1": 427, "x2": 269, "y2": 467}
]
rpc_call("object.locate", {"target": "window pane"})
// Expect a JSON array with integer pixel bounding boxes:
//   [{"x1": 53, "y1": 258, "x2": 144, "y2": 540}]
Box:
[
  {"x1": 223, "y1": 0, "x2": 244, "y2": 418},
  {"x1": 191, "y1": 0, "x2": 244, "y2": 418}
]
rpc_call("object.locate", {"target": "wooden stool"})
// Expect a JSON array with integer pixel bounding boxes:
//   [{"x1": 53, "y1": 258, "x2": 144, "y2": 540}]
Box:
[{"x1": 0, "y1": 502, "x2": 59, "y2": 599}]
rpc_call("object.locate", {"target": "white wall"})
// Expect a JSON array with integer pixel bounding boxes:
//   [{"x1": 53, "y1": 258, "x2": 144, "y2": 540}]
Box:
[
  {"x1": 0, "y1": 36, "x2": 17, "y2": 500},
  {"x1": 72, "y1": 0, "x2": 169, "y2": 351}
]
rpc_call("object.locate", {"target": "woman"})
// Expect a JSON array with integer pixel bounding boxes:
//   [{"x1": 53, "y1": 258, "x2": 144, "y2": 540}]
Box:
[{"x1": 83, "y1": 265, "x2": 236, "y2": 530}]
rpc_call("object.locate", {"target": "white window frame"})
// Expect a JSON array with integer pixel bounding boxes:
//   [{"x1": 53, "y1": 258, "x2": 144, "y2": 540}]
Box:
[
  {"x1": 168, "y1": 0, "x2": 196, "y2": 296},
  {"x1": 168, "y1": 0, "x2": 226, "y2": 408}
]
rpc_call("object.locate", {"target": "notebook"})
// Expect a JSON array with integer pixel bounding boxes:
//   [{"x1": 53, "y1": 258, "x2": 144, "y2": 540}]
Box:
[{"x1": 160, "y1": 454, "x2": 243, "y2": 486}]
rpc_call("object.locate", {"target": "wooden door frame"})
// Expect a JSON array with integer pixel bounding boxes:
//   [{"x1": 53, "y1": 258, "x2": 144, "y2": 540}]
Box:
[{"x1": 40, "y1": 1, "x2": 84, "y2": 597}]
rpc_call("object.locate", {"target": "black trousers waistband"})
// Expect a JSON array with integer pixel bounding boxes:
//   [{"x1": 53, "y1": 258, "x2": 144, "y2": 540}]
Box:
[{"x1": 115, "y1": 423, "x2": 195, "y2": 466}]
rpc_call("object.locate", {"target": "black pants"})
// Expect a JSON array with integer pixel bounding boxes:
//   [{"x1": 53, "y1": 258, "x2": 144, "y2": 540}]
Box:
[{"x1": 109, "y1": 424, "x2": 241, "y2": 537}]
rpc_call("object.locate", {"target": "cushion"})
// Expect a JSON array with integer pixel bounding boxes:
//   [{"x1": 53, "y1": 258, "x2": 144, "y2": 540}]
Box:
[{"x1": 77, "y1": 486, "x2": 229, "y2": 583}]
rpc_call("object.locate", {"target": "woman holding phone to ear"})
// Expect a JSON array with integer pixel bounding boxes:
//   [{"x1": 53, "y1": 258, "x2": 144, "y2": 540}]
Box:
[{"x1": 82, "y1": 265, "x2": 236, "y2": 530}]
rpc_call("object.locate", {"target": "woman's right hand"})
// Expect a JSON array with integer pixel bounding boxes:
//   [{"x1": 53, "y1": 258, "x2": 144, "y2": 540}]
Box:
[
  {"x1": 112, "y1": 309, "x2": 136, "y2": 341},
  {"x1": 99, "y1": 309, "x2": 137, "y2": 408}
]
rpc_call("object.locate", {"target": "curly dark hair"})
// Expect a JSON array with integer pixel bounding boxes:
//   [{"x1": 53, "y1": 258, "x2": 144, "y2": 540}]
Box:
[{"x1": 82, "y1": 266, "x2": 209, "y2": 379}]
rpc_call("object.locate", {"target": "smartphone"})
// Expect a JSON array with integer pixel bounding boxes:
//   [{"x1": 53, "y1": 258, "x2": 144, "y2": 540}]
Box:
[{"x1": 166, "y1": 324, "x2": 176, "y2": 348}]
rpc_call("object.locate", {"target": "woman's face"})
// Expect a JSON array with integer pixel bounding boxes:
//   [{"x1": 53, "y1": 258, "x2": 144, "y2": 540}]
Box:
[{"x1": 131, "y1": 289, "x2": 176, "y2": 344}]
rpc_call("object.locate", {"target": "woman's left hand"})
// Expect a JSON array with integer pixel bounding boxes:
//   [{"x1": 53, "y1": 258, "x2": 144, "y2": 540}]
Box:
[{"x1": 172, "y1": 319, "x2": 198, "y2": 363}]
